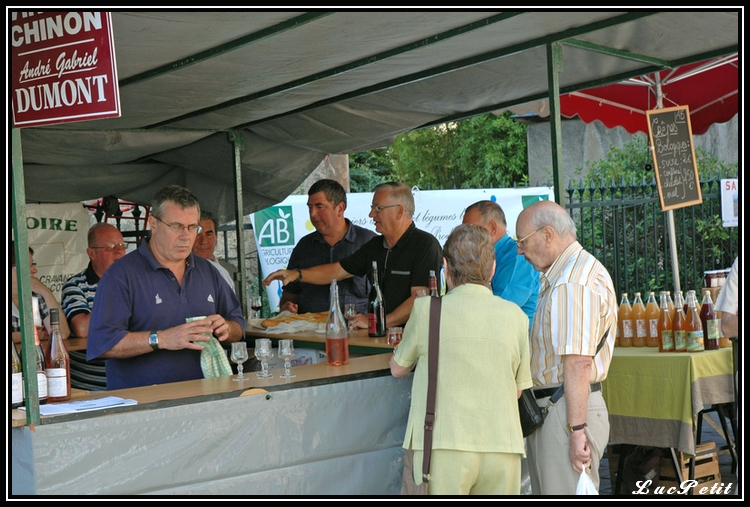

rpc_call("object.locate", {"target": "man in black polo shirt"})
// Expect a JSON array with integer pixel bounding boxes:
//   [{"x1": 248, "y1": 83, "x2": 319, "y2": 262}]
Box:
[{"x1": 263, "y1": 182, "x2": 442, "y2": 327}]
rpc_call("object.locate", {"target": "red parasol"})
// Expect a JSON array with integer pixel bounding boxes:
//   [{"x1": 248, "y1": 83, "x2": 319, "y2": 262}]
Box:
[{"x1": 559, "y1": 54, "x2": 738, "y2": 135}]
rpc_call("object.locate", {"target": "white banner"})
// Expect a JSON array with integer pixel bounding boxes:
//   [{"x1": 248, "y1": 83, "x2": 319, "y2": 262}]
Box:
[
  {"x1": 720, "y1": 178, "x2": 738, "y2": 228},
  {"x1": 24, "y1": 203, "x2": 91, "y2": 300},
  {"x1": 252, "y1": 187, "x2": 553, "y2": 311}
]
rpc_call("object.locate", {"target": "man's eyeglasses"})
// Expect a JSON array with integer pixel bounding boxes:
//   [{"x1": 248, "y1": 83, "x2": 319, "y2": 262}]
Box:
[
  {"x1": 155, "y1": 216, "x2": 202, "y2": 234},
  {"x1": 515, "y1": 228, "x2": 543, "y2": 248},
  {"x1": 91, "y1": 242, "x2": 128, "y2": 252},
  {"x1": 370, "y1": 204, "x2": 400, "y2": 213}
]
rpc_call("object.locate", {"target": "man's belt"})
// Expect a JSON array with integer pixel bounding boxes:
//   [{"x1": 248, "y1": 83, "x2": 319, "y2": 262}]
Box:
[{"x1": 533, "y1": 382, "x2": 601, "y2": 399}]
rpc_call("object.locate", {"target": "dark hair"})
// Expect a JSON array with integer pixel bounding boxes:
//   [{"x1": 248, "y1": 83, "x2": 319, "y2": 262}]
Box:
[
  {"x1": 10, "y1": 240, "x2": 33, "y2": 267},
  {"x1": 199, "y1": 210, "x2": 219, "y2": 232},
  {"x1": 308, "y1": 179, "x2": 347, "y2": 207},
  {"x1": 465, "y1": 200, "x2": 507, "y2": 226},
  {"x1": 151, "y1": 185, "x2": 201, "y2": 219}
]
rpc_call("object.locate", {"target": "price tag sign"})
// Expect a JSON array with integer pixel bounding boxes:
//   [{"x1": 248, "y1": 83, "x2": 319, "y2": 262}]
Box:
[{"x1": 647, "y1": 105, "x2": 703, "y2": 211}]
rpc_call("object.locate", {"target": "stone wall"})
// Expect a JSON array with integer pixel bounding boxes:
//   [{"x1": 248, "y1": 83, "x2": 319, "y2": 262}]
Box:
[{"x1": 527, "y1": 114, "x2": 738, "y2": 186}]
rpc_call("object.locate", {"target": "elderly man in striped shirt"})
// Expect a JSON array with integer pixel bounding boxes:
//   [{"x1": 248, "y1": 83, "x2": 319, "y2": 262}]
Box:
[{"x1": 515, "y1": 200, "x2": 617, "y2": 495}]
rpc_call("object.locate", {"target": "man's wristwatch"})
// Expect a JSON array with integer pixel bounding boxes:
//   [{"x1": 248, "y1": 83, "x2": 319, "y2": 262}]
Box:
[
  {"x1": 148, "y1": 330, "x2": 159, "y2": 351},
  {"x1": 567, "y1": 422, "x2": 587, "y2": 433},
  {"x1": 295, "y1": 268, "x2": 303, "y2": 282}
]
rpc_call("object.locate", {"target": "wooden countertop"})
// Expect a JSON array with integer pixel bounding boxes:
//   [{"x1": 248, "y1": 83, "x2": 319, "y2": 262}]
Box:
[
  {"x1": 245, "y1": 327, "x2": 393, "y2": 350},
  {"x1": 12, "y1": 353, "x2": 394, "y2": 428}
]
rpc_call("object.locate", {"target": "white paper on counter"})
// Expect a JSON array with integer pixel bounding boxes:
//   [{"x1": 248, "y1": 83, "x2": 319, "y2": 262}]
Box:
[{"x1": 20, "y1": 396, "x2": 138, "y2": 416}]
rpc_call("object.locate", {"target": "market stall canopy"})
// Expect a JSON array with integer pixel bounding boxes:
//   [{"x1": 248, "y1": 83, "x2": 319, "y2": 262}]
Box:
[
  {"x1": 16, "y1": 10, "x2": 739, "y2": 222},
  {"x1": 503, "y1": 54, "x2": 738, "y2": 135}
]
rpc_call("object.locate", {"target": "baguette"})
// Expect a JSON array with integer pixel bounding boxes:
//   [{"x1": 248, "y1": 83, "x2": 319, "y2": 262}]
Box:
[{"x1": 261, "y1": 311, "x2": 329, "y2": 328}]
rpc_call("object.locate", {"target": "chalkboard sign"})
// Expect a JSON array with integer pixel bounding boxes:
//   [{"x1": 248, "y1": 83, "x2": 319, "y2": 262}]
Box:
[{"x1": 647, "y1": 105, "x2": 703, "y2": 211}]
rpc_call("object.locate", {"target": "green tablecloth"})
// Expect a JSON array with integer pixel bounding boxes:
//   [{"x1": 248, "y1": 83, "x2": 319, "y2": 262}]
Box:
[{"x1": 602, "y1": 347, "x2": 733, "y2": 454}]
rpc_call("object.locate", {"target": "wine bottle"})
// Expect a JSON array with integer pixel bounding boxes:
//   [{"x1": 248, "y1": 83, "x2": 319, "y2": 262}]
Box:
[
  {"x1": 368, "y1": 261, "x2": 386, "y2": 337},
  {"x1": 429, "y1": 269, "x2": 439, "y2": 297},
  {"x1": 700, "y1": 288, "x2": 720, "y2": 350},
  {"x1": 325, "y1": 279, "x2": 349, "y2": 366},
  {"x1": 12, "y1": 339, "x2": 24, "y2": 409},
  {"x1": 45, "y1": 308, "x2": 71, "y2": 402},
  {"x1": 32, "y1": 297, "x2": 48, "y2": 404}
]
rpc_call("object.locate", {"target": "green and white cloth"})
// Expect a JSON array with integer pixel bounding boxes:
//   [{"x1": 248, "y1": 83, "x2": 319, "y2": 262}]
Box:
[{"x1": 200, "y1": 336, "x2": 233, "y2": 378}]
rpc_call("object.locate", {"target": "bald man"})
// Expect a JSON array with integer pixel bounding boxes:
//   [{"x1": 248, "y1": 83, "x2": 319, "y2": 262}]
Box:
[
  {"x1": 62, "y1": 223, "x2": 127, "y2": 338},
  {"x1": 515, "y1": 200, "x2": 617, "y2": 495},
  {"x1": 463, "y1": 200, "x2": 539, "y2": 321}
]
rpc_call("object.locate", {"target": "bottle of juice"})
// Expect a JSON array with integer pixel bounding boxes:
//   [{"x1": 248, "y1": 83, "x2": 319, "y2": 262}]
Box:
[
  {"x1": 617, "y1": 293, "x2": 633, "y2": 347},
  {"x1": 666, "y1": 291, "x2": 676, "y2": 321},
  {"x1": 632, "y1": 292, "x2": 647, "y2": 347},
  {"x1": 657, "y1": 291, "x2": 674, "y2": 352},
  {"x1": 685, "y1": 290, "x2": 705, "y2": 353},
  {"x1": 672, "y1": 291, "x2": 687, "y2": 352},
  {"x1": 645, "y1": 291, "x2": 660, "y2": 347},
  {"x1": 700, "y1": 288, "x2": 720, "y2": 350}
]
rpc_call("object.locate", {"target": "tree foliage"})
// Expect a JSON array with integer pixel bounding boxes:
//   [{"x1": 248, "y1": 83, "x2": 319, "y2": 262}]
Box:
[{"x1": 349, "y1": 112, "x2": 528, "y2": 192}]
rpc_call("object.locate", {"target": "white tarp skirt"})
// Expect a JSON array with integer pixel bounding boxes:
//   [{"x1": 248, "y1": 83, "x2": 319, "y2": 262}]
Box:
[{"x1": 12, "y1": 374, "x2": 411, "y2": 496}]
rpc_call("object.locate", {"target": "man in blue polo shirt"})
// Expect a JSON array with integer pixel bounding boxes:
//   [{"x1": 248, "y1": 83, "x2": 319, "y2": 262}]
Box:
[
  {"x1": 264, "y1": 182, "x2": 442, "y2": 328},
  {"x1": 462, "y1": 200, "x2": 539, "y2": 322},
  {"x1": 279, "y1": 179, "x2": 376, "y2": 315},
  {"x1": 87, "y1": 185, "x2": 245, "y2": 390}
]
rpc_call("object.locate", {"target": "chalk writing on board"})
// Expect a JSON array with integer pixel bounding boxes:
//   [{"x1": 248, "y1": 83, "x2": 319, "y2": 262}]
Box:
[{"x1": 647, "y1": 105, "x2": 702, "y2": 211}]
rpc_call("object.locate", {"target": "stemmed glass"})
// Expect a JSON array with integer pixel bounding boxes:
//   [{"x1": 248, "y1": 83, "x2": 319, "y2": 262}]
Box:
[
  {"x1": 250, "y1": 296, "x2": 262, "y2": 319},
  {"x1": 344, "y1": 303, "x2": 358, "y2": 333},
  {"x1": 231, "y1": 342, "x2": 249, "y2": 381},
  {"x1": 255, "y1": 338, "x2": 274, "y2": 379},
  {"x1": 278, "y1": 339, "x2": 296, "y2": 378}
]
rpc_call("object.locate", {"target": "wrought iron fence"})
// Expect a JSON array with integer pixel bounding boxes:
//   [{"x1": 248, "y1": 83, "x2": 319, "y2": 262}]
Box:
[{"x1": 565, "y1": 175, "x2": 738, "y2": 298}]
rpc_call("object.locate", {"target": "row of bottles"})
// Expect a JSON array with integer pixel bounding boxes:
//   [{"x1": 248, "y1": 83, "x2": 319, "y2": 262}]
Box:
[
  {"x1": 10, "y1": 299, "x2": 70, "y2": 409},
  {"x1": 616, "y1": 289, "x2": 727, "y2": 352}
]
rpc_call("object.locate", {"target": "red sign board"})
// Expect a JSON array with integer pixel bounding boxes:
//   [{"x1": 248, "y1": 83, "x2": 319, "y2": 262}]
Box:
[{"x1": 11, "y1": 11, "x2": 120, "y2": 128}]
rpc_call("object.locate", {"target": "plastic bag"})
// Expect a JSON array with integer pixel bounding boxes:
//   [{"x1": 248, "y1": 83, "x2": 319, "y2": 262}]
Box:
[{"x1": 576, "y1": 468, "x2": 598, "y2": 495}]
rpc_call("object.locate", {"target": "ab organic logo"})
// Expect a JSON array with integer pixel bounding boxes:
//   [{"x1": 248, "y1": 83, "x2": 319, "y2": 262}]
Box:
[{"x1": 255, "y1": 206, "x2": 295, "y2": 247}]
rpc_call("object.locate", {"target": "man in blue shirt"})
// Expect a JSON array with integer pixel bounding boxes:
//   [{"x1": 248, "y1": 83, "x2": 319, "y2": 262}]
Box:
[
  {"x1": 463, "y1": 200, "x2": 539, "y2": 321},
  {"x1": 87, "y1": 185, "x2": 244, "y2": 390},
  {"x1": 279, "y1": 179, "x2": 376, "y2": 315}
]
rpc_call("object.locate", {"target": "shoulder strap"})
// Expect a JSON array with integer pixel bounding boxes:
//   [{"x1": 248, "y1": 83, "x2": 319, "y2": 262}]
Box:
[
  {"x1": 547, "y1": 327, "x2": 610, "y2": 405},
  {"x1": 422, "y1": 295, "x2": 442, "y2": 484}
]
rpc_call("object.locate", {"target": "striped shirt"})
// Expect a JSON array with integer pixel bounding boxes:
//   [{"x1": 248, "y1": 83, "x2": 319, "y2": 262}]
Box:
[
  {"x1": 61, "y1": 263, "x2": 100, "y2": 321},
  {"x1": 530, "y1": 241, "x2": 617, "y2": 386}
]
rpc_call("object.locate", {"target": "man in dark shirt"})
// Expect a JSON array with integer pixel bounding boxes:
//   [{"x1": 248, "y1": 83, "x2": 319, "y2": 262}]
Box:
[
  {"x1": 279, "y1": 179, "x2": 376, "y2": 315},
  {"x1": 264, "y1": 182, "x2": 442, "y2": 327}
]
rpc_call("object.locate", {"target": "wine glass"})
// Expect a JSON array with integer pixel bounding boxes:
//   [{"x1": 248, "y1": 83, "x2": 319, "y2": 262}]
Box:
[
  {"x1": 279, "y1": 339, "x2": 296, "y2": 378},
  {"x1": 231, "y1": 342, "x2": 249, "y2": 381},
  {"x1": 250, "y1": 296, "x2": 263, "y2": 319},
  {"x1": 344, "y1": 303, "x2": 357, "y2": 333},
  {"x1": 255, "y1": 338, "x2": 274, "y2": 379}
]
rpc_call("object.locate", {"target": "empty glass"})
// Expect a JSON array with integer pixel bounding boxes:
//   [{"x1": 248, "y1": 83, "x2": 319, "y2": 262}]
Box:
[
  {"x1": 278, "y1": 339, "x2": 296, "y2": 378},
  {"x1": 255, "y1": 338, "x2": 274, "y2": 379},
  {"x1": 344, "y1": 303, "x2": 357, "y2": 333},
  {"x1": 231, "y1": 342, "x2": 248, "y2": 381}
]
